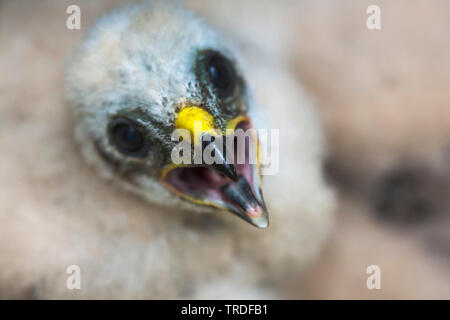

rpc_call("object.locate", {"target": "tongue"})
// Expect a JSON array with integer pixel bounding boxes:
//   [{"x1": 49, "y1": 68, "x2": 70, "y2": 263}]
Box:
[{"x1": 221, "y1": 175, "x2": 262, "y2": 218}]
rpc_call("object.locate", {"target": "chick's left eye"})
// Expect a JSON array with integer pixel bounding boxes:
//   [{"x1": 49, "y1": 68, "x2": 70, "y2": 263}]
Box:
[
  {"x1": 109, "y1": 118, "x2": 147, "y2": 156},
  {"x1": 207, "y1": 53, "x2": 237, "y2": 97}
]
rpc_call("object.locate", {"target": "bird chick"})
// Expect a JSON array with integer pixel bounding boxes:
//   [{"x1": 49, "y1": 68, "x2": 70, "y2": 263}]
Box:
[
  {"x1": 65, "y1": 1, "x2": 334, "y2": 298},
  {"x1": 67, "y1": 1, "x2": 270, "y2": 228}
]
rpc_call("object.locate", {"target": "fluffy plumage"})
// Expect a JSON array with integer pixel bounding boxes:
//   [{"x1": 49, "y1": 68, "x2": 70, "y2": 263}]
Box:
[
  {"x1": 1, "y1": 0, "x2": 334, "y2": 298},
  {"x1": 66, "y1": 2, "x2": 254, "y2": 214}
]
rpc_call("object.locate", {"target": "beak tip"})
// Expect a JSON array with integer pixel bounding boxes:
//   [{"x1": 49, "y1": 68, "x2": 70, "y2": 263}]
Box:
[
  {"x1": 252, "y1": 215, "x2": 269, "y2": 229},
  {"x1": 247, "y1": 206, "x2": 269, "y2": 229},
  {"x1": 257, "y1": 220, "x2": 269, "y2": 229}
]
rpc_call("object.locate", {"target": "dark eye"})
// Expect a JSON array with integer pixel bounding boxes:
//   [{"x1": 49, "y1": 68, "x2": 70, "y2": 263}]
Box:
[
  {"x1": 206, "y1": 52, "x2": 237, "y2": 97},
  {"x1": 108, "y1": 118, "x2": 148, "y2": 157}
]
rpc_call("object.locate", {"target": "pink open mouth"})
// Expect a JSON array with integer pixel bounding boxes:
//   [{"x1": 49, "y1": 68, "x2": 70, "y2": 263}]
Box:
[{"x1": 162, "y1": 121, "x2": 268, "y2": 227}]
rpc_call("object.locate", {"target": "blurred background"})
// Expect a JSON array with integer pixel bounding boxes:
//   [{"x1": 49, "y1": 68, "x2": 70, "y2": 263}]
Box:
[{"x1": 1, "y1": 0, "x2": 449, "y2": 298}]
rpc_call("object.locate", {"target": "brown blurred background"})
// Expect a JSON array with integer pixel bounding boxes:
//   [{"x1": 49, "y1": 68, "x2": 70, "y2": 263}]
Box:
[
  {"x1": 1, "y1": 0, "x2": 449, "y2": 298},
  {"x1": 293, "y1": 0, "x2": 450, "y2": 299}
]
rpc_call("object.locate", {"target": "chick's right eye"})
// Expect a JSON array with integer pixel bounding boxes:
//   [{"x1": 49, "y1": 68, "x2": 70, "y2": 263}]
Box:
[{"x1": 108, "y1": 118, "x2": 148, "y2": 156}]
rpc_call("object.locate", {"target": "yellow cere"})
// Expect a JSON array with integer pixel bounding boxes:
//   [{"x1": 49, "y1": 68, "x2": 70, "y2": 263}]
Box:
[{"x1": 175, "y1": 106, "x2": 219, "y2": 145}]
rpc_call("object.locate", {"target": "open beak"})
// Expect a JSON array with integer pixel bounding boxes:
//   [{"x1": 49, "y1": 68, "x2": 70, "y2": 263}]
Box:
[
  {"x1": 160, "y1": 106, "x2": 269, "y2": 229},
  {"x1": 220, "y1": 173, "x2": 269, "y2": 228}
]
